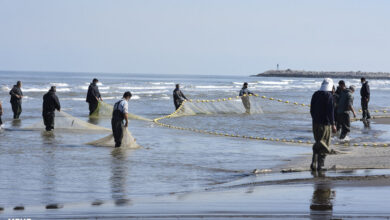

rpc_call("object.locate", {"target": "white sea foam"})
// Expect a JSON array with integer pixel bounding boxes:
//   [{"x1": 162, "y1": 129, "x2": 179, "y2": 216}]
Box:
[
  {"x1": 131, "y1": 90, "x2": 169, "y2": 95},
  {"x1": 257, "y1": 81, "x2": 290, "y2": 85},
  {"x1": 118, "y1": 86, "x2": 170, "y2": 90},
  {"x1": 22, "y1": 88, "x2": 49, "y2": 92},
  {"x1": 195, "y1": 85, "x2": 234, "y2": 89},
  {"x1": 150, "y1": 82, "x2": 175, "y2": 85},
  {"x1": 1, "y1": 86, "x2": 11, "y2": 92},
  {"x1": 50, "y1": 83, "x2": 69, "y2": 87}
]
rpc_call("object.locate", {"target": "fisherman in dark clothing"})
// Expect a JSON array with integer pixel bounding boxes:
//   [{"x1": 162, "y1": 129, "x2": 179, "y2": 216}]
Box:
[
  {"x1": 360, "y1": 77, "x2": 371, "y2": 120},
  {"x1": 112, "y1": 91, "x2": 132, "y2": 147},
  {"x1": 9, "y1": 81, "x2": 23, "y2": 119},
  {"x1": 334, "y1": 80, "x2": 344, "y2": 131},
  {"x1": 336, "y1": 82, "x2": 356, "y2": 140},
  {"x1": 173, "y1": 84, "x2": 188, "y2": 110},
  {"x1": 42, "y1": 86, "x2": 61, "y2": 131},
  {"x1": 239, "y1": 82, "x2": 255, "y2": 114},
  {"x1": 0, "y1": 101, "x2": 3, "y2": 127},
  {"x1": 310, "y1": 78, "x2": 337, "y2": 171},
  {"x1": 86, "y1": 78, "x2": 103, "y2": 115}
]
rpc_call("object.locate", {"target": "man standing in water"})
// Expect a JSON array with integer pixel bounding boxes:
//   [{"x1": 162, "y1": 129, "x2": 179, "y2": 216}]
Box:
[
  {"x1": 360, "y1": 77, "x2": 371, "y2": 121},
  {"x1": 0, "y1": 100, "x2": 3, "y2": 127},
  {"x1": 9, "y1": 81, "x2": 23, "y2": 119},
  {"x1": 112, "y1": 91, "x2": 132, "y2": 148},
  {"x1": 86, "y1": 78, "x2": 103, "y2": 115},
  {"x1": 310, "y1": 78, "x2": 337, "y2": 171},
  {"x1": 239, "y1": 82, "x2": 255, "y2": 114},
  {"x1": 337, "y1": 82, "x2": 357, "y2": 140},
  {"x1": 173, "y1": 84, "x2": 188, "y2": 110},
  {"x1": 42, "y1": 86, "x2": 61, "y2": 131}
]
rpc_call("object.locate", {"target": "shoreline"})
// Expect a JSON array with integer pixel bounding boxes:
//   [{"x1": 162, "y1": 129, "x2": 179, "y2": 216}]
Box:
[{"x1": 253, "y1": 69, "x2": 390, "y2": 79}]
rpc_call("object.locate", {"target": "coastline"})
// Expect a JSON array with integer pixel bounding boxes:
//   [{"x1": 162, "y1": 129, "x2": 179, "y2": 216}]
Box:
[{"x1": 253, "y1": 69, "x2": 390, "y2": 79}]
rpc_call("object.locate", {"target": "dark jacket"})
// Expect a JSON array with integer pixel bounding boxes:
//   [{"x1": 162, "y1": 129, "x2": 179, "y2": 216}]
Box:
[
  {"x1": 310, "y1": 91, "x2": 335, "y2": 125},
  {"x1": 360, "y1": 81, "x2": 370, "y2": 99},
  {"x1": 173, "y1": 88, "x2": 187, "y2": 102},
  {"x1": 337, "y1": 89, "x2": 354, "y2": 114},
  {"x1": 43, "y1": 91, "x2": 61, "y2": 114},
  {"x1": 239, "y1": 88, "x2": 254, "y2": 96},
  {"x1": 86, "y1": 83, "x2": 101, "y2": 103},
  {"x1": 9, "y1": 85, "x2": 23, "y2": 103}
]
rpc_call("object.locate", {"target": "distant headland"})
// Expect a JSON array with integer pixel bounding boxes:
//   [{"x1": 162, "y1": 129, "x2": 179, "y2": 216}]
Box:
[{"x1": 253, "y1": 69, "x2": 390, "y2": 79}]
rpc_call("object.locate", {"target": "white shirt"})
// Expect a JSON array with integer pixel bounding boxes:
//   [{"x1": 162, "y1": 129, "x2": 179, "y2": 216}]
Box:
[{"x1": 114, "y1": 98, "x2": 128, "y2": 114}]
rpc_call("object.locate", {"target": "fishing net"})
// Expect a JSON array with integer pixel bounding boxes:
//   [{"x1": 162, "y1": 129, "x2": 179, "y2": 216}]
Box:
[
  {"x1": 24, "y1": 111, "x2": 110, "y2": 131},
  {"x1": 90, "y1": 101, "x2": 152, "y2": 121},
  {"x1": 171, "y1": 95, "x2": 263, "y2": 117},
  {"x1": 86, "y1": 127, "x2": 140, "y2": 149}
]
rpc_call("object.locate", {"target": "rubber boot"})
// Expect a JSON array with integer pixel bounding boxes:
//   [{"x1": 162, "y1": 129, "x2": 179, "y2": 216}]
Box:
[
  {"x1": 310, "y1": 154, "x2": 318, "y2": 171},
  {"x1": 317, "y1": 154, "x2": 326, "y2": 171}
]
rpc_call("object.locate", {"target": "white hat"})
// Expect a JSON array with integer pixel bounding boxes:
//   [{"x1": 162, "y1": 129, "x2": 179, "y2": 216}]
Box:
[{"x1": 319, "y1": 78, "x2": 334, "y2": 92}]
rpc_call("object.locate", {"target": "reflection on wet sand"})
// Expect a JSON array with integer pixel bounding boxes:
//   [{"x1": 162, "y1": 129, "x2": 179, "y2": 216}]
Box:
[
  {"x1": 110, "y1": 148, "x2": 131, "y2": 206},
  {"x1": 310, "y1": 171, "x2": 335, "y2": 220}
]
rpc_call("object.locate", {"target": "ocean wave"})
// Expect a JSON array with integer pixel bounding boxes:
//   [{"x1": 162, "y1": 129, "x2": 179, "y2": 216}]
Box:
[
  {"x1": 1, "y1": 86, "x2": 11, "y2": 92},
  {"x1": 150, "y1": 82, "x2": 175, "y2": 85},
  {"x1": 233, "y1": 82, "x2": 258, "y2": 85},
  {"x1": 195, "y1": 85, "x2": 235, "y2": 89},
  {"x1": 78, "y1": 86, "x2": 89, "y2": 90},
  {"x1": 21, "y1": 87, "x2": 71, "y2": 92},
  {"x1": 62, "y1": 97, "x2": 86, "y2": 101},
  {"x1": 256, "y1": 81, "x2": 290, "y2": 85},
  {"x1": 131, "y1": 90, "x2": 169, "y2": 95},
  {"x1": 118, "y1": 86, "x2": 171, "y2": 90},
  {"x1": 50, "y1": 83, "x2": 69, "y2": 87},
  {"x1": 22, "y1": 88, "x2": 49, "y2": 92}
]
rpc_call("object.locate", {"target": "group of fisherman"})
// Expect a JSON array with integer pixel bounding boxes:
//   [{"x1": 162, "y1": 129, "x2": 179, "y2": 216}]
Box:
[
  {"x1": 1, "y1": 78, "x2": 369, "y2": 153},
  {"x1": 310, "y1": 77, "x2": 370, "y2": 171}
]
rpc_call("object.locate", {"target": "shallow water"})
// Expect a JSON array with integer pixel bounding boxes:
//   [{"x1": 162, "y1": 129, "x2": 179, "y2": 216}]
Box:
[{"x1": 0, "y1": 71, "x2": 390, "y2": 209}]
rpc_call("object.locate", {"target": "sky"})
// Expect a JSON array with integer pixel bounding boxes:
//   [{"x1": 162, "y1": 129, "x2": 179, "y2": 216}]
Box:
[{"x1": 0, "y1": 0, "x2": 389, "y2": 75}]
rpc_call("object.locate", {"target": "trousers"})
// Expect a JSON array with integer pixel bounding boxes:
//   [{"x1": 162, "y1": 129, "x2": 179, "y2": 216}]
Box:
[
  {"x1": 361, "y1": 98, "x2": 370, "y2": 120},
  {"x1": 43, "y1": 111, "x2": 55, "y2": 131},
  {"x1": 311, "y1": 123, "x2": 331, "y2": 170},
  {"x1": 11, "y1": 101, "x2": 22, "y2": 119},
  {"x1": 111, "y1": 118, "x2": 124, "y2": 147},
  {"x1": 337, "y1": 113, "x2": 350, "y2": 139},
  {"x1": 89, "y1": 101, "x2": 99, "y2": 116}
]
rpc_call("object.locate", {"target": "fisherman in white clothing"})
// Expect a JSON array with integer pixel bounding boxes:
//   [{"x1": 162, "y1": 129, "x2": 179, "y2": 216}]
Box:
[{"x1": 111, "y1": 91, "x2": 132, "y2": 147}]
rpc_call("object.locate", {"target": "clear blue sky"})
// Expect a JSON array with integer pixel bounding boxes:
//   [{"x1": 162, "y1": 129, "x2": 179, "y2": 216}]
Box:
[{"x1": 0, "y1": 0, "x2": 389, "y2": 75}]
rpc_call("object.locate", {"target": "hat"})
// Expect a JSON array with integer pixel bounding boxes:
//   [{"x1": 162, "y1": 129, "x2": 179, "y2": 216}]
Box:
[{"x1": 319, "y1": 78, "x2": 334, "y2": 92}]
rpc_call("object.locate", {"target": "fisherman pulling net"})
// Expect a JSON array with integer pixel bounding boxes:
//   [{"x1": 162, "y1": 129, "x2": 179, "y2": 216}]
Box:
[
  {"x1": 86, "y1": 127, "x2": 139, "y2": 149},
  {"x1": 90, "y1": 101, "x2": 152, "y2": 122},
  {"x1": 87, "y1": 91, "x2": 139, "y2": 148},
  {"x1": 169, "y1": 95, "x2": 264, "y2": 118},
  {"x1": 25, "y1": 111, "x2": 110, "y2": 131}
]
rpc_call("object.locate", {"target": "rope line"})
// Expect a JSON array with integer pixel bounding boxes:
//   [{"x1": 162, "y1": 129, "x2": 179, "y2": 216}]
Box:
[{"x1": 152, "y1": 95, "x2": 390, "y2": 147}]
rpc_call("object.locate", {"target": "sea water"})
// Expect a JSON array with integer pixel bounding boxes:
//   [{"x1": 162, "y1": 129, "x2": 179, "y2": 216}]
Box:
[{"x1": 0, "y1": 71, "x2": 389, "y2": 207}]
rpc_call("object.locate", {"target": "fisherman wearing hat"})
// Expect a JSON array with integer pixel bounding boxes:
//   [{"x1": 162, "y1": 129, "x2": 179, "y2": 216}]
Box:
[
  {"x1": 86, "y1": 78, "x2": 103, "y2": 115},
  {"x1": 239, "y1": 82, "x2": 255, "y2": 114},
  {"x1": 336, "y1": 82, "x2": 356, "y2": 140},
  {"x1": 42, "y1": 86, "x2": 61, "y2": 131},
  {"x1": 310, "y1": 78, "x2": 337, "y2": 171}
]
